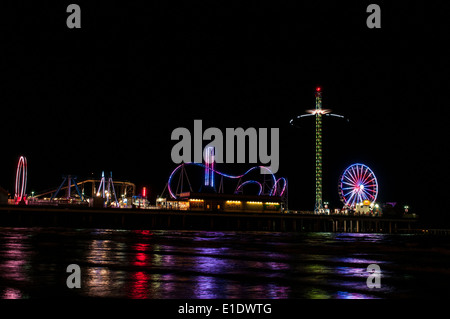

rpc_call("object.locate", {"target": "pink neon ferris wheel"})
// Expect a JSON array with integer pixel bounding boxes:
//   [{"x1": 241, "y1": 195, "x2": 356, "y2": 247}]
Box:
[
  {"x1": 338, "y1": 163, "x2": 378, "y2": 208},
  {"x1": 15, "y1": 156, "x2": 28, "y2": 204}
]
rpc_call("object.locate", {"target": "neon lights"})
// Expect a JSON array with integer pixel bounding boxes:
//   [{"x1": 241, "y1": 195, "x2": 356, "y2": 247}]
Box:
[
  {"x1": 167, "y1": 163, "x2": 183, "y2": 199},
  {"x1": 15, "y1": 156, "x2": 27, "y2": 204},
  {"x1": 204, "y1": 146, "x2": 215, "y2": 188},
  {"x1": 306, "y1": 108, "x2": 332, "y2": 115},
  {"x1": 234, "y1": 180, "x2": 263, "y2": 196},
  {"x1": 338, "y1": 163, "x2": 378, "y2": 209},
  {"x1": 290, "y1": 87, "x2": 346, "y2": 213},
  {"x1": 271, "y1": 177, "x2": 287, "y2": 197},
  {"x1": 167, "y1": 163, "x2": 278, "y2": 199},
  {"x1": 315, "y1": 89, "x2": 323, "y2": 212}
]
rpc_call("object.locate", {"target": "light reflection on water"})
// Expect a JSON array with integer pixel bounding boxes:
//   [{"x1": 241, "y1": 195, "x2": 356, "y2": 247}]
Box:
[{"x1": 1, "y1": 228, "x2": 450, "y2": 299}]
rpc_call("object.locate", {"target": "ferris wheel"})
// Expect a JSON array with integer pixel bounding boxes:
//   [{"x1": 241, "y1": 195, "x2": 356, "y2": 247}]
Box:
[
  {"x1": 338, "y1": 163, "x2": 378, "y2": 208},
  {"x1": 15, "y1": 156, "x2": 28, "y2": 204}
]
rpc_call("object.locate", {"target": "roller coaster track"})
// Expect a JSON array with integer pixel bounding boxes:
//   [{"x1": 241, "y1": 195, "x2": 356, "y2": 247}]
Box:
[
  {"x1": 168, "y1": 163, "x2": 286, "y2": 199},
  {"x1": 35, "y1": 179, "x2": 136, "y2": 199}
]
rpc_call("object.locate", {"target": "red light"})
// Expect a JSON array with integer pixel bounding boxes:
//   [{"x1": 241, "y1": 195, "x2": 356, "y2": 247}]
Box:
[
  {"x1": 316, "y1": 87, "x2": 321, "y2": 92},
  {"x1": 142, "y1": 187, "x2": 147, "y2": 198}
]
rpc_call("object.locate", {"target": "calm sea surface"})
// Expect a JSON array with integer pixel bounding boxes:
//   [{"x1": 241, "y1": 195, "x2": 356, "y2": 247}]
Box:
[{"x1": 1, "y1": 227, "x2": 449, "y2": 299}]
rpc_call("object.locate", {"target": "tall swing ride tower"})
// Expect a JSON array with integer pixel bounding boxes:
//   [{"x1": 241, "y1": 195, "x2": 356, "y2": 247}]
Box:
[
  {"x1": 290, "y1": 87, "x2": 346, "y2": 214},
  {"x1": 314, "y1": 88, "x2": 324, "y2": 213}
]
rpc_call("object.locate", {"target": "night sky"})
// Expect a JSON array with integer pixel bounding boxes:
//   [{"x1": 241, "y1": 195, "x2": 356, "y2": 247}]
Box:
[{"x1": 1, "y1": 1, "x2": 448, "y2": 226}]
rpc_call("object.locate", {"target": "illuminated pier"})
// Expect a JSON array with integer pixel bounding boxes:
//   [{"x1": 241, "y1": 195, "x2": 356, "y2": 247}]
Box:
[{"x1": 0, "y1": 205, "x2": 419, "y2": 234}]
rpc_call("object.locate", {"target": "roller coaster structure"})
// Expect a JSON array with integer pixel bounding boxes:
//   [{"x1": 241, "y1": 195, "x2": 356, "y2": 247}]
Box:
[
  {"x1": 166, "y1": 162, "x2": 287, "y2": 205},
  {"x1": 35, "y1": 174, "x2": 135, "y2": 204}
]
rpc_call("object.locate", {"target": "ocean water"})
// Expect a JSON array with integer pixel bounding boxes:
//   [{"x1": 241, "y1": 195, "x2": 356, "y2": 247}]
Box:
[{"x1": 0, "y1": 227, "x2": 449, "y2": 299}]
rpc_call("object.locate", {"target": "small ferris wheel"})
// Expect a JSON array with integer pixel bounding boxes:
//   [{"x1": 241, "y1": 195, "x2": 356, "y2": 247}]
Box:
[{"x1": 338, "y1": 163, "x2": 378, "y2": 208}]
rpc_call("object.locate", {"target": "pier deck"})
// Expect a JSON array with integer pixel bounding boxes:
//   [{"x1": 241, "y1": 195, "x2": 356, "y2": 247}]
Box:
[{"x1": 0, "y1": 205, "x2": 420, "y2": 233}]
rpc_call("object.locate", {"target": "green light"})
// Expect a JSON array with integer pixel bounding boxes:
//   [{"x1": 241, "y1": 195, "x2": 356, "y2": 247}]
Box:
[{"x1": 314, "y1": 90, "x2": 323, "y2": 213}]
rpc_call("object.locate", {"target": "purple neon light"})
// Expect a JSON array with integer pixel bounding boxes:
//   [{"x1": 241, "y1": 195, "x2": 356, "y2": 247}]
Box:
[
  {"x1": 167, "y1": 163, "x2": 278, "y2": 199},
  {"x1": 168, "y1": 163, "x2": 184, "y2": 199},
  {"x1": 271, "y1": 177, "x2": 287, "y2": 197},
  {"x1": 234, "y1": 180, "x2": 263, "y2": 195},
  {"x1": 204, "y1": 147, "x2": 215, "y2": 188}
]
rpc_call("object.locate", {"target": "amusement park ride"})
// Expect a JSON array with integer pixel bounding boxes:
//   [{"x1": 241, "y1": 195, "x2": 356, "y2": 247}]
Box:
[
  {"x1": 10, "y1": 153, "x2": 287, "y2": 213},
  {"x1": 338, "y1": 163, "x2": 378, "y2": 211},
  {"x1": 291, "y1": 87, "x2": 379, "y2": 214},
  {"x1": 10, "y1": 87, "x2": 379, "y2": 214},
  {"x1": 163, "y1": 146, "x2": 288, "y2": 207},
  {"x1": 165, "y1": 158, "x2": 287, "y2": 201},
  {"x1": 14, "y1": 156, "x2": 27, "y2": 204},
  {"x1": 290, "y1": 87, "x2": 347, "y2": 213},
  {"x1": 12, "y1": 155, "x2": 136, "y2": 207},
  {"x1": 154, "y1": 145, "x2": 288, "y2": 213}
]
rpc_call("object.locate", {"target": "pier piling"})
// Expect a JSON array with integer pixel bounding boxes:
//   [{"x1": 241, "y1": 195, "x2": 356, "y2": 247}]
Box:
[{"x1": 0, "y1": 206, "x2": 419, "y2": 234}]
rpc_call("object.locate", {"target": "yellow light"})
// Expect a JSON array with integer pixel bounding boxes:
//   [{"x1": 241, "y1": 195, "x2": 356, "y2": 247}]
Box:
[
  {"x1": 265, "y1": 202, "x2": 280, "y2": 205},
  {"x1": 247, "y1": 201, "x2": 263, "y2": 204},
  {"x1": 226, "y1": 200, "x2": 241, "y2": 204},
  {"x1": 189, "y1": 199, "x2": 204, "y2": 202}
]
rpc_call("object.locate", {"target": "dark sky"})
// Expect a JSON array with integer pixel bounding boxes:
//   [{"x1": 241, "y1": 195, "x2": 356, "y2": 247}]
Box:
[{"x1": 1, "y1": 1, "x2": 448, "y2": 225}]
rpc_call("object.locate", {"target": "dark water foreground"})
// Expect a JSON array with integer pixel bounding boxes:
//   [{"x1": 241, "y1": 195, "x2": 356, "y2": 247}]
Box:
[{"x1": 1, "y1": 227, "x2": 449, "y2": 299}]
